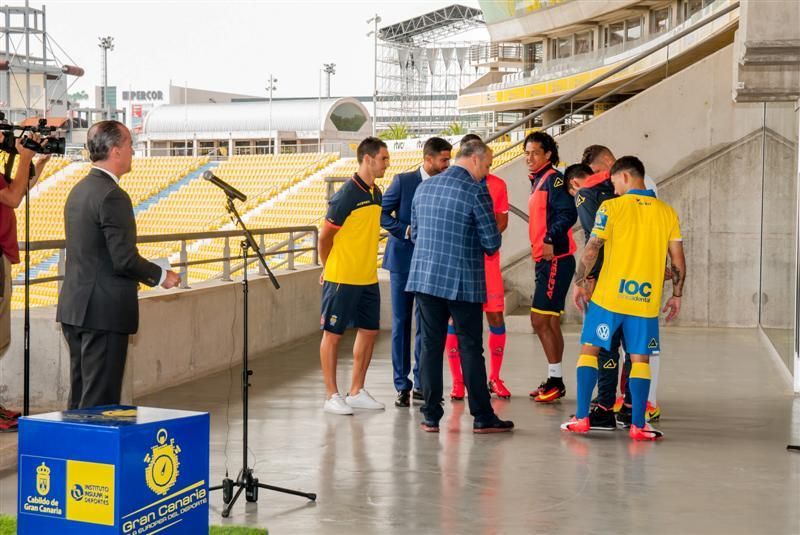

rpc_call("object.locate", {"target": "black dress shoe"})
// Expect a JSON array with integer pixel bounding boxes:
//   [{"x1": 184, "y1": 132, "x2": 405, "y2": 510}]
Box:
[
  {"x1": 413, "y1": 389, "x2": 444, "y2": 404},
  {"x1": 395, "y1": 390, "x2": 411, "y2": 407},
  {"x1": 420, "y1": 420, "x2": 440, "y2": 433},
  {"x1": 473, "y1": 417, "x2": 514, "y2": 434}
]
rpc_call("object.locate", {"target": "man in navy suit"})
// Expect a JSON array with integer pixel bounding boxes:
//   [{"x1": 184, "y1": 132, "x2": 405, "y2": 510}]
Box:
[{"x1": 381, "y1": 137, "x2": 452, "y2": 408}]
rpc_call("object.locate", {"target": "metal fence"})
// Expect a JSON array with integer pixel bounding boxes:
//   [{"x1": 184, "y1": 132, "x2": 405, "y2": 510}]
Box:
[{"x1": 14, "y1": 226, "x2": 320, "y2": 292}]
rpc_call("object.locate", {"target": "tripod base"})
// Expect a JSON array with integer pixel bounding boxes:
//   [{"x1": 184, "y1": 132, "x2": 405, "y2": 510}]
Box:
[{"x1": 211, "y1": 469, "x2": 316, "y2": 518}]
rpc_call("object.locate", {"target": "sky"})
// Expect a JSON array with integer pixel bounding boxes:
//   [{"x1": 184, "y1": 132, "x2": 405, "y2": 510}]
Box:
[{"x1": 21, "y1": 0, "x2": 482, "y2": 106}]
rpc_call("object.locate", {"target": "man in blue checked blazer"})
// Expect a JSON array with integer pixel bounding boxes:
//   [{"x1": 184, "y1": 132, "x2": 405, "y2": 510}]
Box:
[
  {"x1": 381, "y1": 137, "x2": 453, "y2": 408},
  {"x1": 407, "y1": 139, "x2": 515, "y2": 434}
]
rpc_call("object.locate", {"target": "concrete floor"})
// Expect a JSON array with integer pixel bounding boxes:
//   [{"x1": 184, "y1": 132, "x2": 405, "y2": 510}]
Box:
[{"x1": 1, "y1": 326, "x2": 798, "y2": 534}]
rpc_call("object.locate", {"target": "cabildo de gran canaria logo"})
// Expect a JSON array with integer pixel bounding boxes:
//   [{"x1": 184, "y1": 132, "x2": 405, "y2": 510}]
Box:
[
  {"x1": 36, "y1": 462, "x2": 50, "y2": 496},
  {"x1": 144, "y1": 428, "x2": 181, "y2": 496}
]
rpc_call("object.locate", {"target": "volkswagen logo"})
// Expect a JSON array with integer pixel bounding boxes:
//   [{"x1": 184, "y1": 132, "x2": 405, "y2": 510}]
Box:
[{"x1": 596, "y1": 323, "x2": 611, "y2": 341}]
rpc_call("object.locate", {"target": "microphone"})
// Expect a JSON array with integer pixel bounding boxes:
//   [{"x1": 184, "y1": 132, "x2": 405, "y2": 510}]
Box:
[{"x1": 203, "y1": 170, "x2": 247, "y2": 202}]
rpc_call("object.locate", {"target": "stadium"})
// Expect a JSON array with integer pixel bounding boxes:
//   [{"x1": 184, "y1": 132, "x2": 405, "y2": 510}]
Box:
[{"x1": 0, "y1": 1, "x2": 798, "y2": 533}]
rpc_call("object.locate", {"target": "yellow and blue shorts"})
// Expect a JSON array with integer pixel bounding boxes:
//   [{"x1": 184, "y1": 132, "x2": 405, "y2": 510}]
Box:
[{"x1": 581, "y1": 301, "x2": 659, "y2": 355}]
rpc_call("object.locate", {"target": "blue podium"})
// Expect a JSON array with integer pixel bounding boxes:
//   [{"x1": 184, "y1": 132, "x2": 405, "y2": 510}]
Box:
[{"x1": 18, "y1": 405, "x2": 209, "y2": 535}]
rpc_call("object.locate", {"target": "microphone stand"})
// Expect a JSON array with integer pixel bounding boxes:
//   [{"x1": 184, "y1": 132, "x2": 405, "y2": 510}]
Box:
[{"x1": 208, "y1": 194, "x2": 316, "y2": 517}]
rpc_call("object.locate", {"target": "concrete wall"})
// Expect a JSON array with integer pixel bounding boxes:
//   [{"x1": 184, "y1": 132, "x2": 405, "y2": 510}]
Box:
[
  {"x1": 0, "y1": 266, "x2": 323, "y2": 411},
  {"x1": 735, "y1": 0, "x2": 800, "y2": 101}
]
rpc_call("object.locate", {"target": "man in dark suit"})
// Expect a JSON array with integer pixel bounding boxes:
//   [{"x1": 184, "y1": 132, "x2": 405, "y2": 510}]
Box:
[
  {"x1": 407, "y1": 139, "x2": 514, "y2": 434},
  {"x1": 57, "y1": 121, "x2": 181, "y2": 409},
  {"x1": 381, "y1": 137, "x2": 452, "y2": 408}
]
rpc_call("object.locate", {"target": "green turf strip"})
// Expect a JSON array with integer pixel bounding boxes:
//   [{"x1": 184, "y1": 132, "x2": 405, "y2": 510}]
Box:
[{"x1": 0, "y1": 515, "x2": 267, "y2": 534}]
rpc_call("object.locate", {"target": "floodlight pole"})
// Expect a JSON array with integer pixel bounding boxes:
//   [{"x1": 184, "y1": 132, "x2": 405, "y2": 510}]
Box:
[
  {"x1": 323, "y1": 63, "x2": 336, "y2": 99},
  {"x1": 98, "y1": 36, "x2": 114, "y2": 120},
  {"x1": 266, "y1": 74, "x2": 278, "y2": 154},
  {"x1": 367, "y1": 14, "x2": 381, "y2": 137}
]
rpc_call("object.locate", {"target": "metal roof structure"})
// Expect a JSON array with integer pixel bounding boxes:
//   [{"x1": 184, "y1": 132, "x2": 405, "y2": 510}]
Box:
[
  {"x1": 378, "y1": 4, "x2": 484, "y2": 45},
  {"x1": 142, "y1": 97, "x2": 370, "y2": 140}
]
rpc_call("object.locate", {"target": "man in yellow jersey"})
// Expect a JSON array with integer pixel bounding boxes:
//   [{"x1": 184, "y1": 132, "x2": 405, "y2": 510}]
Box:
[
  {"x1": 561, "y1": 156, "x2": 685, "y2": 440},
  {"x1": 318, "y1": 137, "x2": 389, "y2": 415}
]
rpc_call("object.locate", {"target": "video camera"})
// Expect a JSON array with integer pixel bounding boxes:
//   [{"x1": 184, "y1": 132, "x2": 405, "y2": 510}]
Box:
[{"x1": 0, "y1": 112, "x2": 66, "y2": 155}]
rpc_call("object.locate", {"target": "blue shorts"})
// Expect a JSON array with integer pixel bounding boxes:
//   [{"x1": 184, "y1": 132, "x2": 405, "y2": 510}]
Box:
[
  {"x1": 320, "y1": 282, "x2": 380, "y2": 335},
  {"x1": 581, "y1": 302, "x2": 659, "y2": 355}
]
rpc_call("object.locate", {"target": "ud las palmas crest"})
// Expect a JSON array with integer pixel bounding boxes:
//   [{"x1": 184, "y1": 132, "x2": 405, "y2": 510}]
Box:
[{"x1": 144, "y1": 428, "x2": 181, "y2": 496}]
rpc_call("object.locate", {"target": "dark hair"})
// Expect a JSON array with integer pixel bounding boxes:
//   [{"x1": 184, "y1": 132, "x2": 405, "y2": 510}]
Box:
[
  {"x1": 423, "y1": 137, "x2": 453, "y2": 158},
  {"x1": 459, "y1": 133, "x2": 482, "y2": 144},
  {"x1": 356, "y1": 136, "x2": 388, "y2": 164},
  {"x1": 87, "y1": 120, "x2": 127, "y2": 162},
  {"x1": 456, "y1": 139, "x2": 489, "y2": 159},
  {"x1": 564, "y1": 163, "x2": 593, "y2": 182},
  {"x1": 610, "y1": 155, "x2": 645, "y2": 179},
  {"x1": 581, "y1": 144, "x2": 613, "y2": 167},
  {"x1": 523, "y1": 131, "x2": 559, "y2": 165}
]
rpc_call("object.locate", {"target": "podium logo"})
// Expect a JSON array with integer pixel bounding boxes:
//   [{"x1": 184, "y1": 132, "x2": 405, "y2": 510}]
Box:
[
  {"x1": 101, "y1": 409, "x2": 138, "y2": 418},
  {"x1": 36, "y1": 462, "x2": 51, "y2": 496},
  {"x1": 66, "y1": 460, "x2": 115, "y2": 526},
  {"x1": 70, "y1": 483, "x2": 84, "y2": 501},
  {"x1": 144, "y1": 428, "x2": 181, "y2": 496}
]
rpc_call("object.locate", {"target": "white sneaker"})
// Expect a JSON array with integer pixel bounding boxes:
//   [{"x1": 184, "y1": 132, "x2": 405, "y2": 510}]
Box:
[
  {"x1": 345, "y1": 389, "x2": 385, "y2": 410},
  {"x1": 324, "y1": 393, "x2": 354, "y2": 415}
]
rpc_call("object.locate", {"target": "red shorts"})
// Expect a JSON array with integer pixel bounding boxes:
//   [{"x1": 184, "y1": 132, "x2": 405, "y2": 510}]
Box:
[{"x1": 484, "y1": 252, "x2": 504, "y2": 312}]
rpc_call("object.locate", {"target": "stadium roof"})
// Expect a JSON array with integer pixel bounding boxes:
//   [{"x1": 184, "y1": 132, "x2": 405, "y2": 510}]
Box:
[
  {"x1": 378, "y1": 4, "x2": 484, "y2": 45},
  {"x1": 142, "y1": 97, "x2": 370, "y2": 140}
]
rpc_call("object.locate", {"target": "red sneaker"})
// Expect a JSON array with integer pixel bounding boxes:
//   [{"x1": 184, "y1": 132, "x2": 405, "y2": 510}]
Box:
[
  {"x1": 612, "y1": 396, "x2": 625, "y2": 413},
  {"x1": 560, "y1": 416, "x2": 590, "y2": 434},
  {"x1": 488, "y1": 378, "x2": 511, "y2": 399},
  {"x1": 0, "y1": 414, "x2": 18, "y2": 433},
  {"x1": 450, "y1": 382, "x2": 465, "y2": 401},
  {"x1": 629, "y1": 423, "x2": 664, "y2": 441},
  {"x1": 0, "y1": 405, "x2": 21, "y2": 419},
  {"x1": 529, "y1": 379, "x2": 547, "y2": 398},
  {"x1": 533, "y1": 377, "x2": 566, "y2": 403},
  {"x1": 646, "y1": 402, "x2": 661, "y2": 422}
]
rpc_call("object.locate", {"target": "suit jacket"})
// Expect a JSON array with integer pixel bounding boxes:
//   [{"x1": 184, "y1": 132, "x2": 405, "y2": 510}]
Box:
[
  {"x1": 406, "y1": 165, "x2": 501, "y2": 303},
  {"x1": 380, "y1": 168, "x2": 422, "y2": 274},
  {"x1": 56, "y1": 168, "x2": 162, "y2": 334}
]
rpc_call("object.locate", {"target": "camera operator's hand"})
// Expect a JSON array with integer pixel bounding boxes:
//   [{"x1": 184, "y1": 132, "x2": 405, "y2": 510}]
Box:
[
  {"x1": 161, "y1": 269, "x2": 181, "y2": 289},
  {"x1": 15, "y1": 133, "x2": 38, "y2": 161}
]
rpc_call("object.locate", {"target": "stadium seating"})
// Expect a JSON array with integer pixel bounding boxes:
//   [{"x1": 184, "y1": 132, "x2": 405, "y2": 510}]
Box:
[
  {"x1": 13, "y1": 145, "x2": 524, "y2": 307},
  {"x1": 135, "y1": 152, "x2": 338, "y2": 263},
  {"x1": 11, "y1": 156, "x2": 210, "y2": 309}
]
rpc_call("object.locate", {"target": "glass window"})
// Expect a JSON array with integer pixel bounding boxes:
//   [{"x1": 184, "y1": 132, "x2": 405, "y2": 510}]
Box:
[
  {"x1": 329, "y1": 103, "x2": 367, "y2": 132},
  {"x1": 625, "y1": 17, "x2": 642, "y2": 42},
  {"x1": 605, "y1": 22, "x2": 624, "y2": 48},
  {"x1": 574, "y1": 31, "x2": 593, "y2": 55},
  {"x1": 524, "y1": 41, "x2": 543, "y2": 71},
  {"x1": 683, "y1": 0, "x2": 703, "y2": 20},
  {"x1": 551, "y1": 36, "x2": 572, "y2": 59},
  {"x1": 652, "y1": 6, "x2": 670, "y2": 34}
]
